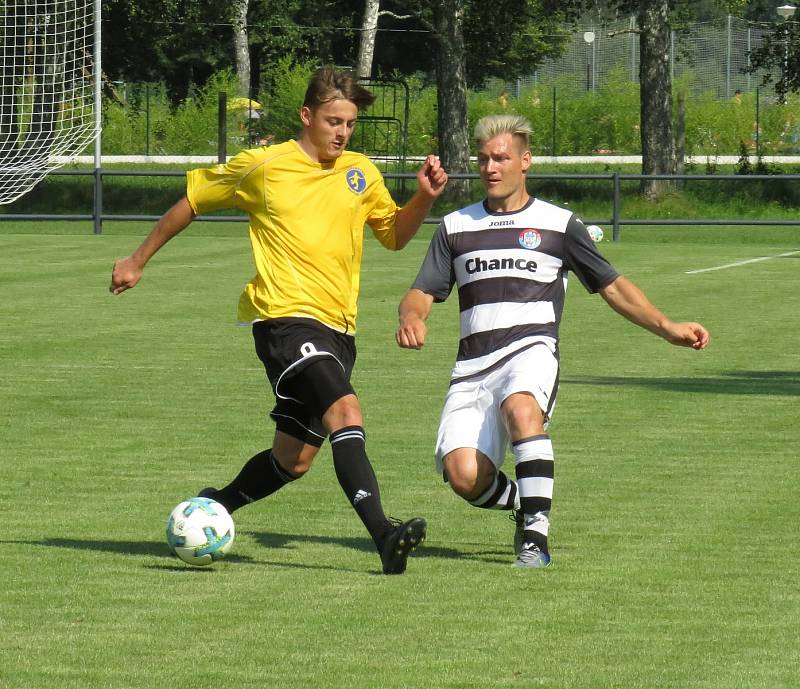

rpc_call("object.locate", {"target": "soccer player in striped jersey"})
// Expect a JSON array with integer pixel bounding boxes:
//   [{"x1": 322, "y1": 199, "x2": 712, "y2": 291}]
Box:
[
  {"x1": 110, "y1": 67, "x2": 448, "y2": 574},
  {"x1": 396, "y1": 114, "x2": 709, "y2": 568}
]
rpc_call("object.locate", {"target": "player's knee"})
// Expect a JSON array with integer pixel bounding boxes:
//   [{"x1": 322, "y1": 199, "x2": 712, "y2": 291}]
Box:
[
  {"x1": 272, "y1": 434, "x2": 319, "y2": 477},
  {"x1": 275, "y1": 450, "x2": 314, "y2": 478},
  {"x1": 449, "y1": 475, "x2": 482, "y2": 501},
  {"x1": 502, "y1": 394, "x2": 544, "y2": 437},
  {"x1": 444, "y1": 459, "x2": 486, "y2": 501},
  {"x1": 322, "y1": 394, "x2": 363, "y2": 432},
  {"x1": 291, "y1": 465, "x2": 311, "y2": 478}
]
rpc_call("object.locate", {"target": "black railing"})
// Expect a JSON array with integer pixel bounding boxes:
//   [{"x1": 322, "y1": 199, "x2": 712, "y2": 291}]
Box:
[{"x1": 2, "y1": 169, "x2": 800, "y2": 240}]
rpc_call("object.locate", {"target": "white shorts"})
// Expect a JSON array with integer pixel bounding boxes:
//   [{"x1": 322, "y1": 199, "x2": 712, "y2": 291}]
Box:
[{"x1": 434, "y1": 344, "x2": 559, "y2": 473}]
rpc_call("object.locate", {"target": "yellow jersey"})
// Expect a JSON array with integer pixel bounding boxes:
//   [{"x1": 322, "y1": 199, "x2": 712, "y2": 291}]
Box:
[{"x1": 186, "y1": 140, "x2": 400, "y2": 333}]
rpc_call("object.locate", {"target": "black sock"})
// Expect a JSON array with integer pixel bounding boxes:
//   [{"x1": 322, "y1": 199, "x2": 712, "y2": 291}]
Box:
[
  {"x1": 329, "y1": 426, "x2": 392, "y2": 549},
  {"x1": 212, "y1": 448, "x2": 297, "y2": 513}
]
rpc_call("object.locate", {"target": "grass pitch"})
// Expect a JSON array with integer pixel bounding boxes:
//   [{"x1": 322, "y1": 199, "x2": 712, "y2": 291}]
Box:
[{"x1": 1, "y1": 221, "x2": 799, "y2": 689}]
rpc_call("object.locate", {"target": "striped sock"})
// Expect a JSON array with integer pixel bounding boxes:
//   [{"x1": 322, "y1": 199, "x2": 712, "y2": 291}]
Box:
[
  {"x1": 513, "y1": 435, "x2": 554, "y2": 552},
  {"x1": 468, "y1": 471, "x2": 520, "y2": 510}
]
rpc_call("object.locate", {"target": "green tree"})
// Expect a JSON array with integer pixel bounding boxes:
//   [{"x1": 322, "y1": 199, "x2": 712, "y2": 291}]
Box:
[
  {"x1": 232, "y1": 0, "x2": 250, "y2": 96},
  {"x1": 432, "y1": 0, "x2": 470, "y2": 198},
  {"x1": 102, "y1": 0, "x2": 361, "y2": 103},
  {"x1": 747, "y1": 8, "x2": 800, "y2": 99},
  {"x1": 384, "y1": 0, "x2": 574, "y2": 200},
  {"x1": 103, "y1": 0, "x2": 232, "y2": 101},
  {"x1": 584, "y1": 0, "x2": 747, "y2": 198}
]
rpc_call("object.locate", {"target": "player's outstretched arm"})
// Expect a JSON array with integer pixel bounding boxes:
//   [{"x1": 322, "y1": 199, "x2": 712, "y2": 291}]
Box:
[
  {"x1": 599, "y1": 276, "x2": 710, "y2": 350},
  {"x1": 110, "y1": 196, "x2": 196, "y2": 295},
  {"x1": 393, "y1": 155, "x2": 448, "y2": 249},
  {"x1": 396, "y1": 289, "x2": 435, "y2": 350}
]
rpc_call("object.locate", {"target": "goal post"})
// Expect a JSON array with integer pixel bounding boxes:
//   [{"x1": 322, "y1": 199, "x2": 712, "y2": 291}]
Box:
[{"x1": 0, "y1": 0, "x2": 100, "y2": 206}]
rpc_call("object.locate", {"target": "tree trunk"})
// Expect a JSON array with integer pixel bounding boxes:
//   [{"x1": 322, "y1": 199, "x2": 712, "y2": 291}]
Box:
[
  {"x1": 433, "y1": 0, "x2": 471, "y2": 201},
  {"x1": 231, "y1": 0, "x2": 250, "y2": 96},
  {"x1": 638, "y1": 0, "x2": 674, "y2": 200},
  {"x1": 357, "y1": 0, "x2": 380, "y2": 80}
]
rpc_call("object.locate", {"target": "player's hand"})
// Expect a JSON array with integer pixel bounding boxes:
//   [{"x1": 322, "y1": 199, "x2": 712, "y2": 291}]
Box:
[
  {"x1": 110, "y1": 256, "x2": 144, "y2": 295},
  {"x1": 665, "y1": 322, "x2": 710, "y2": 350},
  {"x1": 417, "y1": 155, "x2": 448, "y2": 199},
  {"x1": 396, "y1": 314, "x2": 427, "y2": 350}
]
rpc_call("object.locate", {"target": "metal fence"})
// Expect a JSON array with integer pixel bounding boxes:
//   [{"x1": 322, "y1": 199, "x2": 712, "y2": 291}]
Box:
[
  {"x1": 509, "y1": 16, "x2": 781, "y2": 100},
  {"x1": 3, "y1": 168, "x2": 800, "y2": 239}
]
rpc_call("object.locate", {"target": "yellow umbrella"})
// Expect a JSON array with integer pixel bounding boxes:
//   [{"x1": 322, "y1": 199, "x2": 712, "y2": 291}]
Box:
[{"x1": 227, "y1": 97, "x2": 262, "y2": 112}]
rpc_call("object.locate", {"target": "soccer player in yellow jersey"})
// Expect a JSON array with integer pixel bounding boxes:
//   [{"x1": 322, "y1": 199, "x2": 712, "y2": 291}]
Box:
[{"x1": 110, "y1": 67, "x2": 448, "y2": 574}]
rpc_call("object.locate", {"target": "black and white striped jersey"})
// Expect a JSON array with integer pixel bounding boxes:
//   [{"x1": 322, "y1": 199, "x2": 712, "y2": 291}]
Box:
[{"x1": 411, "y1": 196, "x2": 619, "y2": 381}]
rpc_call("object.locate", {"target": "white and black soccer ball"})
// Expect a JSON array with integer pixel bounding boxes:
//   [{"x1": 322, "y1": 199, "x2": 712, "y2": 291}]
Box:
[
  {"x1": 166, "y1": 497, "x2": 235, "y2": 566},
  {"x1": 586, "y1": 224, "x2": 604, "y2": 242}
]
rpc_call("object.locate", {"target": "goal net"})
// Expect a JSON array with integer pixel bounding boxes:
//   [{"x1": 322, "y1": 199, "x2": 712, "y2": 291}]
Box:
[{"x1": 1, "y1": 0, "x2": 98, "y2": 205}]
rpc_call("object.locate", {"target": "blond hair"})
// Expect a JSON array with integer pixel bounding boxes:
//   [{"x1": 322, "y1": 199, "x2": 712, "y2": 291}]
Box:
[{"x1": 474, "y1": 114, "x2": 533, "y2": 149}]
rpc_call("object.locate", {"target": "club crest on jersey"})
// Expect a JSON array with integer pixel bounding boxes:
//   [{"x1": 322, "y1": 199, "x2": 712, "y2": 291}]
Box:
[
  {"x1": 346, "y1": 167, "x2": 367, "y2": 194},
  {"x1": 518, "y1": 229, "x2": 541, "y2": 250}
]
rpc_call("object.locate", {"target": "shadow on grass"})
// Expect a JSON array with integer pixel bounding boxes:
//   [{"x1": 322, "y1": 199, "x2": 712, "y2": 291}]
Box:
[
  {"x1": 3, "y1": 537, "x2": 172, "y2": 557},
  {"x1": 1, "y1": 537, "x2": 254, "y2": 567},
  {"x1": 563, "y1": 370, "x2": 800, "y2": 396},
  {"x1": 1, "y1": 531, "x2": 513, "y2": 572},
  {"x1": 250, "y1": 530, "x2": 506, "y2": 566}
]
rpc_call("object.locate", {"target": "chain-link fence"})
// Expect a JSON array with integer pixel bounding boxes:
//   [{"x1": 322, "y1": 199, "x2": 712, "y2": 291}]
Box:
[{"x1": 512, "y1": 16, "x2": 779, "y2": 100}]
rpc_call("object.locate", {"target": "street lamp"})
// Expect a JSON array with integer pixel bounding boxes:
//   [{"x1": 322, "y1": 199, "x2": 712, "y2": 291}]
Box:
[
  {"x1": 777, "y1": 5, "x2": 796, "y2": 103},
  {"x1": 583, "y1": 31, "x2": 595, "y2": 92}
]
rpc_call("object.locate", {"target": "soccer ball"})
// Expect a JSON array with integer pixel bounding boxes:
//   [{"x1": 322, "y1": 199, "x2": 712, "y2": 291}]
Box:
[
  {"x1": 166, "y1": 497, "x2": 235, "y2": 566},
  {"x1": 586, "y1": 224, "x2": 604, "y2": 242}
]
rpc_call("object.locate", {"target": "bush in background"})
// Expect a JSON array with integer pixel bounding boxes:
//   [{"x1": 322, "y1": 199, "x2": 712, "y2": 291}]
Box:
[
  {"x1": 28, "y1": 65, "x2": 797, "y2": 217},
  {"x1": 102, "y1": 71, "x2": 243, "y2": 156},
  {"x1": 255, "y1": 58, "x2": 315, "y2": 144},
  {"x1": 100, "y1": 65, "x2": 800, "y2": 160}
]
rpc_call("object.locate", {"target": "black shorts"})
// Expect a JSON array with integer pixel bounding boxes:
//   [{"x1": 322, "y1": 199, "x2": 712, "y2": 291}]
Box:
[{"x1": 253, "y1": 317, "x2": 357, "y2": 446}]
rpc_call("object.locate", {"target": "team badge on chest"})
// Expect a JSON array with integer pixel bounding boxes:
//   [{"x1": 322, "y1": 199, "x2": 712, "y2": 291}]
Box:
[
  {"x1": 346, "y1": 167, "x2": 367, "y2": 194},
  {"x1": 518, "y1": 229, "x2": 541, "y2": 250}
]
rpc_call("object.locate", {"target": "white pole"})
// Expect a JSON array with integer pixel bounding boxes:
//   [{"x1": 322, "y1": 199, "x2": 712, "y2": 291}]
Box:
[
  {"x1": 670, "y1": 30, "x2": 675, "y2": 80},
  {"x1": 93, "y1": 0, "x2": 102, "y2": 234},
  {"x1": 747, "y1": 26, "x2": 751, "y2": 92},
  {"x1": 726, "y1": 15, "x2": 732, "y2": 99},
  {"x1": 630, "y1": 16, "x2": 636, "y2": 82}
]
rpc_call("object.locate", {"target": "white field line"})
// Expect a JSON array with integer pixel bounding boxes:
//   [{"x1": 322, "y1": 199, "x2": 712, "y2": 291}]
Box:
[{"x1": 685, "y1": 250, "x2": 800, "y2": 274}]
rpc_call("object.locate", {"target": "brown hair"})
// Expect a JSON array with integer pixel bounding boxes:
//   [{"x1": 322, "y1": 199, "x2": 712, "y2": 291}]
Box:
[{"x1": 303, "y1": 67, "x2": 376, "y2": 112}]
